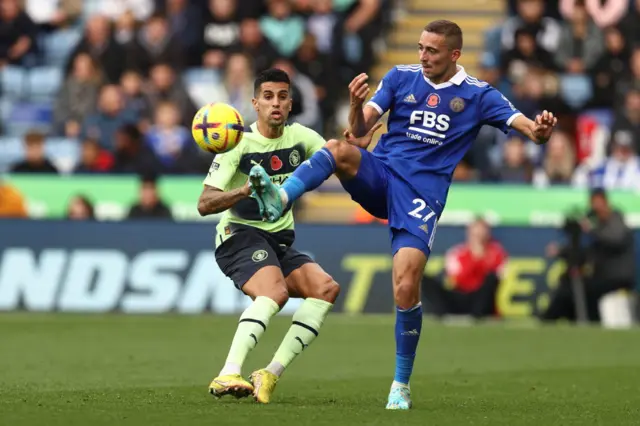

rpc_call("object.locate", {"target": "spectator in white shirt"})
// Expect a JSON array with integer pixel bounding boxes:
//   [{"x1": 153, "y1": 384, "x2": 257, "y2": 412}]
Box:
[{"x1": 573, "y1": 132, "x2": 640, "y2": 190}]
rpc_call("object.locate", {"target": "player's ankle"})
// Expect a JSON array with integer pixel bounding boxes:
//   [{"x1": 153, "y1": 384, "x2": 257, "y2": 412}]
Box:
[
  {"x1": 392, "y1": 380, "x2": 410, "y2": 389},
  {"x1": 266, "y1": 361, "x2": 285, "y2": 377},
  {"x1": 219, "y1": 362, "x2": 241, "y2": 376},
  {"x1": 279, "y1": 188, "x2": 289, "y2": 207}
]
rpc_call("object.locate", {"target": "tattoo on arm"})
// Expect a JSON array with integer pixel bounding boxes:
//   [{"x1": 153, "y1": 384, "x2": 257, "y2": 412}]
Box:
[{"x1": 197, "y1": 185, "x2": 249, "y2": 216}]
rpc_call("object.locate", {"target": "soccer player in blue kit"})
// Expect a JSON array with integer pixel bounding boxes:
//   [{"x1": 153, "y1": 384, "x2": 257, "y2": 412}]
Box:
[{"x1": 247, "y1": 20, "x2": 558, "y2": 409}]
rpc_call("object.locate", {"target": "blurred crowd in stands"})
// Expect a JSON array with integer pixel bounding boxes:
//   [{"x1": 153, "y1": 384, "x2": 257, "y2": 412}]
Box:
[
  {"x1": 0, "y1": 0, "x2": 389, "y2": 176},
  {"x1": 471, "y1": 0, "x2": 640, "y2": 190},
  {"x1": 1, "y1": 0, "x2": 639, "y2": 193}
]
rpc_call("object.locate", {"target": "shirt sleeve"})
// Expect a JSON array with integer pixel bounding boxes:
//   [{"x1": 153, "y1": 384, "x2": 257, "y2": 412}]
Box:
[
  {"x1": 366, "y1": 67, "x2": 397, "y2": 116},
  {"x1": 298, "y1": 125, "x2": 327, "y2": 158},
  {"x1": 202, "y1": 149, "x2": 240, "y2": 190},
  {"x1": 479, "y1": 86, "x2": 523, "y2": 134}
]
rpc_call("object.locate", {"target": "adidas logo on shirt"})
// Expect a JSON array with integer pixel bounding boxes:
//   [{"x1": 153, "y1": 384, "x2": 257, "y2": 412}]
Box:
[{"x1": 403, "y1": 94, "x2": 417, "y2": 103}]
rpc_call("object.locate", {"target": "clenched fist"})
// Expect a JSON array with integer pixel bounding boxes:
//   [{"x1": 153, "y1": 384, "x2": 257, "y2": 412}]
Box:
[{"x1": 348, "y1": 73, "x2": 370, "y2": 107}]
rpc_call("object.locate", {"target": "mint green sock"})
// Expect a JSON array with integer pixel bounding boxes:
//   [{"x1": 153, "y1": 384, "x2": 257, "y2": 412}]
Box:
[
  {"x1": 219, "y1": 296, "x2": 280, "y2": 376},
  {"x1": 266, "y1": 298, "x2": 334, "y2": 376}
]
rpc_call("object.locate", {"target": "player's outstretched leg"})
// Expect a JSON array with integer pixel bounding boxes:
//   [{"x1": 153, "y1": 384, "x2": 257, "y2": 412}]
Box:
[
  {"x1": 386, "y1": 244, "x2": 428, "y2": 410},
  {"x1": 210, "y1": 267, "x2": 287, "y2": 399},
  {"x1": 250, "y1": 264, "x2": 340, "y2": 403},
  {"x1": 248, "y1": 165, "x2": 285, "y2": 222},
  {"x1": 250, "y1": 139, "x2": 362, "y2": 223}
]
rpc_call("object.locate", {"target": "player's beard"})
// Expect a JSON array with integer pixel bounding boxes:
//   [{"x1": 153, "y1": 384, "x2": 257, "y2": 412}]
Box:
[
  {"x1": 423, "y1": 65, "x2": 441, "y2": 80},
  {"x1": 267, "y1": 117, "x2": 285, "y2": 127},
  {"x1": 267, "y1": 111, "x2": 286, "y2": 127},
  {"x1": 425, "y1": 63, "x2": 457, "y2": 83}
]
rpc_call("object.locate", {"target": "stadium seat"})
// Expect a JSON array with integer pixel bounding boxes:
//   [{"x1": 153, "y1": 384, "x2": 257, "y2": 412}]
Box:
[
  {"x1": 28, "y1": 66, "x2": 63, "y2": 101},
  {"x1": 0, "y1": 95, "x2": 12, "y2": 123},
  {"x1": 1, "y1": 66, "x2": 26, "y2": 99},
  {"x1": 42, "y1": 28, "x2": 83, "y2": 67},
  {"x1": 45, "y1": 137, "x2": 81, "y2": 173},
  {"x1": 0, "y1": 136, "x2": 23, "y2": 173},
  {"x1": 4, "y1": 101, "x2": 53, "y2": 137}
]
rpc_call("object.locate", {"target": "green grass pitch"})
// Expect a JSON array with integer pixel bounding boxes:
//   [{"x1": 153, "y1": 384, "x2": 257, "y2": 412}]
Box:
[{"x1": 1, "y1": 313, "x2": 640, "y2": 425}]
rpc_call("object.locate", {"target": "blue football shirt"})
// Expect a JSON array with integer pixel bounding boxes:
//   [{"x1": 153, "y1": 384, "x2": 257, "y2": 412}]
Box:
[{"x1": 368, "y1": 64, "x2": 523, "y2": 204}]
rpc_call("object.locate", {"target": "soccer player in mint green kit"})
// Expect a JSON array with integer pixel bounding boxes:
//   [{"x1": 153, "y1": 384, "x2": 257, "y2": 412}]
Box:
[
  {"x1": 197, "y1": 69, "x2": 377, "y2": 404},
  {"x1": 249, "y1": 21, "x2": 558, "y2": 409}
]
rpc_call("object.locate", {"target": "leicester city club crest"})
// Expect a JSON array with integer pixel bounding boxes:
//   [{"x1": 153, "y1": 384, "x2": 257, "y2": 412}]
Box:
[{"x1": 449, "y1": 97, "x2": 465, "y2": 113}]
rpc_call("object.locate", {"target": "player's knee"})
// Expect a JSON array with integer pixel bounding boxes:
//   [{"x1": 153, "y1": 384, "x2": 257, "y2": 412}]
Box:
[
  {"x1": 324, "y1": 138, "x2": 342, "y2": 156},
  {"x1": 325, "y1": 139, "x2": 357, "y2": 174},
  {"x1": 393, "y1": 271, "x2": 421, "y2": 309},
  {"x1": 303, "y1": 275, "x2": 340, "y2": 303},
  {"x1": 317, "y1": 278, "x2": 340, "y2": 303},
  {"x1": 270, "y1": 285, "x2": 290, "y2": 308},
  {"x1": 394, "y1": 282, "x2": 420, "y2": 309},
  {"x1": 262, "y1": 280, "x2": 289, "y2": 308}
]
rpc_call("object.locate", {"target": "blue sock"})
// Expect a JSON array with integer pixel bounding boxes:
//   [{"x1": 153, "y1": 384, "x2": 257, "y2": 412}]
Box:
[
  {"x1": 281, "y1": 147, "x2": 336, "y2": 207},
  {"x1": 394, "y1": 303, "x2": 423, "y2": 386}
]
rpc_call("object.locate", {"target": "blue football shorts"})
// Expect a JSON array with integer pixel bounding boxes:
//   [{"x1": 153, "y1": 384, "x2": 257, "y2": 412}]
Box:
[{"x1": 340, "y1": 148, "x2": 442, "y2": 257}]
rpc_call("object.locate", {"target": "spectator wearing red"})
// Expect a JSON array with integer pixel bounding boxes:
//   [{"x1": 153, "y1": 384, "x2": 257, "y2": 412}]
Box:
[
  {"x1": 73, "y1": 137, "x2": 114, "y2": 174},
  {"x1": 422, "y1": 218, "x2": 508, "y2": 319}
]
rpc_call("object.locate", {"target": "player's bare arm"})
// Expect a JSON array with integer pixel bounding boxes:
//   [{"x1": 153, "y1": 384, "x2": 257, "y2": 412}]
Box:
[
  {"x1": 511, "y1": 110, "x2": 557, "y2": 145},
  {"x1": 348, "y1": 73, "x2": 382, "y2": 143},
  {"x1": 197, "y1": 183, "x2": 251, "y2": 216}
]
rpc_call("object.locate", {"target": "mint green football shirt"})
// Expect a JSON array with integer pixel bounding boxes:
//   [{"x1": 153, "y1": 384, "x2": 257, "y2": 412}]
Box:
[{"x1": 203, "y1": 122, "x2": 326, "y2": 247}]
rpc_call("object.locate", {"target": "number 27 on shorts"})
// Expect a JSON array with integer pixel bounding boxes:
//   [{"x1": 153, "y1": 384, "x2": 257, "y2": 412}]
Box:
[{"x1": 407, "y1": 198, "x2": 438, "y2": 250}]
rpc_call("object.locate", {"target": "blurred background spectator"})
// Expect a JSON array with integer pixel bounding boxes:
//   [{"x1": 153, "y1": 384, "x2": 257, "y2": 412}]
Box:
[
  {"x1": 10, "y1": 131, "x2": 59, "y2": 173},
  {"x1": 66, "y1": 193, "x2": 95, "y2": 219},
  {"x1": 127, "y1": 172, "x2": 172, "y2": 219},
  {"x1": 479, "y1": 0, "x2": 640, "y2": 190},
  {"x1": 541, "y1": 189, "x2": 636, "y2": 322},
  {"x1": 422, "y1": 218, "x2": 507, "y2": 320},
  {"x1": 0, "y1": 0, "x2": 638, "y2": 196}
]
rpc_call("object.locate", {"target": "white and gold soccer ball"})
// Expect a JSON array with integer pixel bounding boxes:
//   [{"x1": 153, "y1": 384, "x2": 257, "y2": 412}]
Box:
[{"x1": 191, "y1": 103, "x2": 245, "y2": 154}]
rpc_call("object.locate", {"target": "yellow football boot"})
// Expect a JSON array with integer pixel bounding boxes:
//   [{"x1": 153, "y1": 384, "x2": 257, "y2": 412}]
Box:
[
  {"x1": 208, "y1": 374, "x2": 254, "y2": 399},
  {"x1": 249, "y1": 369, "x2": 279, "y2": 404}
]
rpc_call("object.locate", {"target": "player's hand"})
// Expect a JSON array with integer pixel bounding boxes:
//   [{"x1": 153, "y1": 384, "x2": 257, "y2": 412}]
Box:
[
  {"x1": 533, "y1": 110, "x2": 557, "y2": 144},
  {"x1": 348, "y1": 73, "x2": 370, "y2": 107},
  {"x1": 343, "y1": 122, "x2": 384, "y2": 148},
  {"x1": 241, "y1": 180, "x2": 252, "y2": 197}
]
